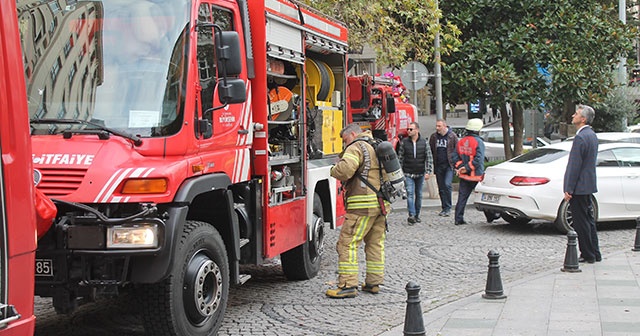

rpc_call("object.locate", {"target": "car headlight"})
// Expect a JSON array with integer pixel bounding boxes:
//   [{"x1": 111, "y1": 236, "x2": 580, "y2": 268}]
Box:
[{"x1": 106, "y1": 224, "x2": 158, "y2": 248}]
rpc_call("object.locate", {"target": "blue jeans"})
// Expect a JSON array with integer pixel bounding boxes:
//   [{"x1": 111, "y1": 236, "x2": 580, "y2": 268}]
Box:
[
  {"x1": 435, "y1": 164, "x2": 453, "y2": 212},
  {"x1": 455, "y1": 179, "x2": 478, "y2": 223},
  {"x1": 405, "y1": 175, "x2": 424, "y2": 218}
]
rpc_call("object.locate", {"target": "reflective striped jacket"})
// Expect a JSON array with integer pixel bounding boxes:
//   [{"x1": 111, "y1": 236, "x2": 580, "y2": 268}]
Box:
[{"x1": 330, "y1": 131, "x2": 389, "y2": 216}]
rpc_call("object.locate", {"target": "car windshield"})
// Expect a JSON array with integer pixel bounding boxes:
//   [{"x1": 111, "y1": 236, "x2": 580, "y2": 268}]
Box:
[
  {"x1": 510, "y1": 147, "x2": 568, "y2": 164},
  {"x1": 480, "y1": 130, "x2": 513, "y2": 144},
  {"x1": 598, "y1": 138, "x2": 640, "y2": 144},
  {"x1": 20, "y1": 0, "x2": 190, "y2": 137}
]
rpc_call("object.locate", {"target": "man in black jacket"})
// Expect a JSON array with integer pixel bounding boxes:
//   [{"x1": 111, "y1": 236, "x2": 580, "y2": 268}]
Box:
[
  {"x1": 398, "y1": 122, "x2": 433, "y2": 225},
  {"x1": 429, "y1": 119, "x2": 458, "y2": 217}
]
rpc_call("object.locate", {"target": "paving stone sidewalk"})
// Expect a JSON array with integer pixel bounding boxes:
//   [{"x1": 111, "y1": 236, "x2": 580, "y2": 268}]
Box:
[{"x1": 380, "y1": 249, "x2": 640, "y2": 336}]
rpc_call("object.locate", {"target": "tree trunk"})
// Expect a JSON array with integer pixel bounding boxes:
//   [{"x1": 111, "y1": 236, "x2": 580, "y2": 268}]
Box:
[
  {"x1": 562, "y1": 99, "x2": 574, "y2": 123},
  {"x1": 500, "y1": 103, "x2": 513, "y2": 159},
  {"x1": 511, "y1": 103, "x2": 524, "y2": 157}
]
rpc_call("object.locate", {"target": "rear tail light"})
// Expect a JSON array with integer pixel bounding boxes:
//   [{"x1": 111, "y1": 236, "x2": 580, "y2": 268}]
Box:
[{"x1": 509, "y1": 176, "x2": 550, "y2": 186}]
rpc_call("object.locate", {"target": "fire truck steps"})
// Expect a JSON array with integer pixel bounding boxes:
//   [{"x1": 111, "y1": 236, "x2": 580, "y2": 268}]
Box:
[
  {"x1": 238, "y1": 274, "x2": 252, "y2": 285},
  {"x1": 239, "y1": 238, "x2": 250, "y2": 248}
]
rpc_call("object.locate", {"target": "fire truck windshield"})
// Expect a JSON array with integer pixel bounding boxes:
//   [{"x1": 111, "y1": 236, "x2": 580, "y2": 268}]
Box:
[{"x1": 20, "y1": 0, "x2": 191, "y2": 138}]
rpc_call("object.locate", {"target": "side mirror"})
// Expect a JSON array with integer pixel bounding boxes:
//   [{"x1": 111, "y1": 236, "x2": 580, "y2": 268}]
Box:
[
  {"x1": 216, "y1": 31, "x2": 242, "y2": 76},
  {"x1": 386, "y1": 94, "x2": 396, "y2": 113},
  {"x1": 218, "y1": 78, "x2": 246, "y2": 104}
]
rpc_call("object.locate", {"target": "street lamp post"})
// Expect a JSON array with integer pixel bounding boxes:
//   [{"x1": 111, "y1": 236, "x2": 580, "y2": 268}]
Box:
[
  {"x1": 434, "y1": 0, "x2": 443, "y2": 120},
  {"x1": 619, "y1": 0, "x2": 628, "y2": 85}
]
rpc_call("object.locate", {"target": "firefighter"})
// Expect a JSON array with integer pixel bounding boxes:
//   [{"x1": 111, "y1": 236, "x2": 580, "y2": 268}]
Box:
[
  {"x1": 452, "y1": 118, "x2": 485, "y2": 225},
  {"x1": 326, "y1": 123, "x2": 389, "y2": 298}
]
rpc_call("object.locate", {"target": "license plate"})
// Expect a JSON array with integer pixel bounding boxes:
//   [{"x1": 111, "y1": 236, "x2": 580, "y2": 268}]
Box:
[
  {"x1": 481, "y1": 193, "x2": 500, "y2": 204},
  {"x1": 35, "y1": 259, "x2": 53, "y2": 277}
]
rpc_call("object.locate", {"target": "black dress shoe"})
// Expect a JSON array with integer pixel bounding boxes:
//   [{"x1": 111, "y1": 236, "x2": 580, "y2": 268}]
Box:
[
  {"x1": 578, "y1": 257, "x2": 595, "y2": 264},
  {"x1": 455, "y1": 221, "x2": 468, "y2": 225}
]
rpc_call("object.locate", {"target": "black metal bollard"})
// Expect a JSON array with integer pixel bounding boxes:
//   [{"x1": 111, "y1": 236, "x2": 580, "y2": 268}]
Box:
[
  {"x1": 561, "y1": 230, "x2": 582, "y2": 273},
  {"x1": 633, "y1": 217, "x2": 640, "y2": 252},
  {"x1": 403, "y1": 281, "x2": 426, "y2": 336},
  {"x1": 482, "y1": 250, "x2": 506, "y2": 299}
]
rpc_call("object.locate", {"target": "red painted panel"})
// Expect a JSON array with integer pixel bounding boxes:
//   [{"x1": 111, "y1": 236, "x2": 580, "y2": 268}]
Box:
[{"x1": 264, "y1": 198, "x2": 306, "y2": 258}]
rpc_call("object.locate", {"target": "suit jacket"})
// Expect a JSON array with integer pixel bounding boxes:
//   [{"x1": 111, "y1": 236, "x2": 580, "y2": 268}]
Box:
[{"x1": 563, "y1": 126, "x2": 598, "y2": 195}]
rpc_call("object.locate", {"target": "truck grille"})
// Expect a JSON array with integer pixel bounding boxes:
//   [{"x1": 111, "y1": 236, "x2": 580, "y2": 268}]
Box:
[{"x1": 37, "y1": 168, "x2": 87, "y2": 197}]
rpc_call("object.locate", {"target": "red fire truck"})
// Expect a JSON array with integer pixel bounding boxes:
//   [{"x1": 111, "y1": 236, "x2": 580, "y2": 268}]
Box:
[
  {"x1": 347, "y1": 74, "x2": 418, "y2": 148},
  {"x1": 18, "y1": 0, "x2": 347, "y2": 334},
  {"x1": 0, "y1": 0, "x2": 38, "y2": 333}
]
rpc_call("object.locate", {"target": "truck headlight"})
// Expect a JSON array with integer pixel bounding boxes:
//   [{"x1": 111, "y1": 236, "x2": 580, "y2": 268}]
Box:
[{"x1": 106, "y1": 224, "x2": 158, "y2": 248}]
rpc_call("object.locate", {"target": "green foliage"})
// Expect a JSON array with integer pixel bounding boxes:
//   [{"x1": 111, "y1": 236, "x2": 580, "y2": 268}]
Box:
[
  {"x1": 301, "y1": 0, "x2": 461, "y2": 68},
  {"x1": 304, "y1": 0, "x2": 637, "y2": 124},
  {"x1": 592, "y1": 87, "x2": 640, "y2": 132},
  {"x1": 440, "y1": 0, "x2": 635, "y2": 112}
]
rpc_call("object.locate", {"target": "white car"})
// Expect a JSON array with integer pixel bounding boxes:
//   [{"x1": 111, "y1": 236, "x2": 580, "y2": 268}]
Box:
[
  {"x1": 474, "y1": 141, "x2": 640, "y2": 233},
  {"x1": 626, "y1": 123, "x2": 640, "y2": 133},
  {"x1": 480, "y1": 126, "x2": 550, "y2": 162},
  {"x1": 565, "y1": 132, "x2": 640, "y2": 143}
]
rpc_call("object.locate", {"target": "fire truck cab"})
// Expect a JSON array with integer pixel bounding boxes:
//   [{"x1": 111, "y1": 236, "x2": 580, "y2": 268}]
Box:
[{"x1": 18, "y1": 0, "x2": 347, "y2": 334}]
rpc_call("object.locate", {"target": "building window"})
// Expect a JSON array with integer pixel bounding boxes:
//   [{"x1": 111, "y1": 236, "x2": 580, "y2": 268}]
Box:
[{"x1": 50, "y1": 58, "x2": 61, "y2": 82}]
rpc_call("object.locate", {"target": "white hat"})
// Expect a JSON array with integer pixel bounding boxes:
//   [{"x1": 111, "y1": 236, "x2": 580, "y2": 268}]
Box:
[{"x1": 466, "y1": 118, "x2": 483, "y2": 132}]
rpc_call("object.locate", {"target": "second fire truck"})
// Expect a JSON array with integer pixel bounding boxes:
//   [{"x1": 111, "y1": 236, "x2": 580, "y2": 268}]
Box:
[{"x1": 347, "y1": 73, "x2": 418, "y2": 147}]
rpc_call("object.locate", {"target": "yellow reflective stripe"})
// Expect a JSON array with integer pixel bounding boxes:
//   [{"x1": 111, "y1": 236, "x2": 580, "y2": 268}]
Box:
[
  {"x1": 366, "y1": 261, "x2": 384, "y2": 274},
  {"x1": 345, "y1": 216, "x2": 371, "y2": 263},
  {"x1": 342, "y1": 152, "x2": 360, "y2": 164},
  {"x1": 347, "y1": 194, "x2": 379, "y2": 209},
  {"x1": 348, "y1": 194, "x2": 378, "y2": 201},
  {"x1": 347, "y1": 203, "x2": 379, "y2": 210},
  {"x1": 338, "y1": 263, "x2": 359, "y2": 274}
]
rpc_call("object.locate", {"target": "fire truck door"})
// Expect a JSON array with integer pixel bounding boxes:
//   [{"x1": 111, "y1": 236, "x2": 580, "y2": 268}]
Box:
[
  {"x1": 0, "y1": 150, "x2": 20, "y2": 329},
  {"x1": 196, "y1": 3, "x2": 249, "y2": 156}
]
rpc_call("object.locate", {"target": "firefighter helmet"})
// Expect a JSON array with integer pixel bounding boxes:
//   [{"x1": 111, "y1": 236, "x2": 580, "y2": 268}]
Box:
[{"x1": 465, "y1": 118, "x2": 483, "y2": 132}]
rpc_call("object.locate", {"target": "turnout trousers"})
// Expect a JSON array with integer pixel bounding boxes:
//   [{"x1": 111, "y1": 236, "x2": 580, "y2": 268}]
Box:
[{"x1": 336, "y1": 212, "x2": 387, "y2": 288}]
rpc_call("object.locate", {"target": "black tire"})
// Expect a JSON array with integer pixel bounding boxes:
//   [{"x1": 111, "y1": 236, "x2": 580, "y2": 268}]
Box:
[
  {"x1": 554, "y1": 197, "x2": 598, "y2": 234},
  {"x1": 281, "y1": 193, "x2": 324, "y2": 280},
  {"x1": 140, "y1": 221, "x2": 229, "y2": 336},
  {"x1": 500, "y1": 212, "x2": 531, "y2": 225}
]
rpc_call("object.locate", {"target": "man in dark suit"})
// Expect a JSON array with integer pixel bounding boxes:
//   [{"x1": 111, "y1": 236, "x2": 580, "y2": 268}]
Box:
[{"x1": 563, "y1": 104, "x2": 601, "y2": 263}]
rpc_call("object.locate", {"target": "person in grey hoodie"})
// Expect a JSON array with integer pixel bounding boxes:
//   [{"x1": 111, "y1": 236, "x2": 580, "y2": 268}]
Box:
[{"x1": 429, "y1": 119, "x2": 458, "y2": 217}]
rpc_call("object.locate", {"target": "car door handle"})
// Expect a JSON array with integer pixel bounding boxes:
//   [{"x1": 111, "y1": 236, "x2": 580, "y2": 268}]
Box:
[{"x1": 238, "y1": 129, "x2": 249, "y2": 134}]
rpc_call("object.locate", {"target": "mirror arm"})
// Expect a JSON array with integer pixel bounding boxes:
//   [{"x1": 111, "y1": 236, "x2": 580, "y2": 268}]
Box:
[{"x1": 203, "y1": 104, "x2": 229, "y2": 116}]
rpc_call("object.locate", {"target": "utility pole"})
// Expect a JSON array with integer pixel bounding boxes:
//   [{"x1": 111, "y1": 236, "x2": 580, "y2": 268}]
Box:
[
  {"x1": 434, "y1": 0, "x2": 443, "y2": 120},
  {"x1": 619, "y1": 0, "x2": 627, "y2": 85}
]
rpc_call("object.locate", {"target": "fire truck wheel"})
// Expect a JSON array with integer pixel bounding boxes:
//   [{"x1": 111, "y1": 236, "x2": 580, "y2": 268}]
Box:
[
  {"x1": 140, "y1": 220, "x2": 229, "y2": 336},
  {"x1": 281, "y1": 193, "x2": 324, "y2": 280}
]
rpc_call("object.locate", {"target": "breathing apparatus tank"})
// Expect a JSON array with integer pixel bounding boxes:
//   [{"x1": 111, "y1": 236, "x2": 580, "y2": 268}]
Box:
[{"x1": 375, "y1": 141, "x2": 406, "y2": 200}]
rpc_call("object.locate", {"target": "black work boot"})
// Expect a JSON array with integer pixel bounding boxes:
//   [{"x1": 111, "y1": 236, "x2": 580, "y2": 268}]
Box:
[{"x1": 360, "y1": 283, "x2": 380, "y2": 294}]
